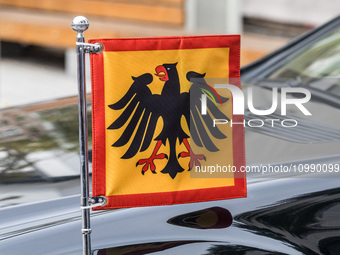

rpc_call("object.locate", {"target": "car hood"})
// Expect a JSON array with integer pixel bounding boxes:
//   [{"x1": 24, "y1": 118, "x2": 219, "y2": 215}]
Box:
[
  {"x1": 0, "y1": 176, "x2": 340, "y2": 254},
  {"x1": 1, "y1": 80, "x2": 340, "y2": 254}
]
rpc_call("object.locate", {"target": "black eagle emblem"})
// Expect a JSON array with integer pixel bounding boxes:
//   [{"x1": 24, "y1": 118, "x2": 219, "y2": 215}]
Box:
[{"x1": 107, "y1": 63, "x2": 229, "y2": 179}]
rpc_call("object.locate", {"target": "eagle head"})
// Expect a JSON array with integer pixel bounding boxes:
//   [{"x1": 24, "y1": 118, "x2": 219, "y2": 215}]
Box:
[{"x1": 155, "y1": 63, "x2": 178, "y2": 82}]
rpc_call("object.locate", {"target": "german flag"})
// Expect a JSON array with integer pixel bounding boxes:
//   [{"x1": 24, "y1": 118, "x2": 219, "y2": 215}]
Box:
[{"x1": 89, "y1": 35, "x2": 246, "y2": 210}]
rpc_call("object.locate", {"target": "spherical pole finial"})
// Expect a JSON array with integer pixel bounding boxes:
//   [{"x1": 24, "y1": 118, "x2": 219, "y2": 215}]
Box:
[{"x1": 71, "y1": 16, "x2": 89, "y2": 33}]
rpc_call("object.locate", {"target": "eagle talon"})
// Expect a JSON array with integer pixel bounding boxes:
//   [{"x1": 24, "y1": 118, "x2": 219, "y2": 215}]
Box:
[
  {"x1": 136, "y1": 141, "x2": 168, "y2": 175},
  {"x1": 178, "y1": 151, "x2": 190, "y2": 159},
  {"x1": 179, "y1": 139, "x2": 206, "y2": 170},
  {"x1": 180, "y1": 151, "x2": 206, "y2": 170}
]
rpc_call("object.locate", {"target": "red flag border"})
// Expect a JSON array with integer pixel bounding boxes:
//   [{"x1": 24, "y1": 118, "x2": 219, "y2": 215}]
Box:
[{"x1": 89, "y1": 35, "x2": 246, "y2": 210}]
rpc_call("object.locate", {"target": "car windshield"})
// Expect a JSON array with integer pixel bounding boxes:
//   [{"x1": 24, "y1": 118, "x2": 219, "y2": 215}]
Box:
[
  {"x1": 269, "y1": 27, "x2": 340, "y2": 96},
  {"x1": 271, "y1": 27, "x2": 340, "y2": 79},
  {"x1": 241, "y1": 22, "x2": 340, "y2": 174}
]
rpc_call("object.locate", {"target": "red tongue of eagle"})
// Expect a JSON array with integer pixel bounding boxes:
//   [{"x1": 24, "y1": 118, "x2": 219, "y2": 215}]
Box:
[{"x1": 155, "y1": 65, "x2": 169, "y2": 81}]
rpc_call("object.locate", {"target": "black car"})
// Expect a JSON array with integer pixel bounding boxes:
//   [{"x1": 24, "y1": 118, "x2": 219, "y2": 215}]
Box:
[{"x1": 1, "y1": 16, "x2": 340, "y2": 255}]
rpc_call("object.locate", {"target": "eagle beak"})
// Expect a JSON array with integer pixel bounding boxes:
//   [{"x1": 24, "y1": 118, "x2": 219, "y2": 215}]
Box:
[{"x1": 155, "y1": 65, "x2": 169, "y2": 81}]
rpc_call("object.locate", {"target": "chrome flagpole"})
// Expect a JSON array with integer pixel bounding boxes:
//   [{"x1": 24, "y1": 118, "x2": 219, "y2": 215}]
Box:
[
  {"x1": 72, "y1": 16, "x2": 92, "y2": 255},
  {"x1": 72, "y1": 16, "x2": 106, "y2": 255}
]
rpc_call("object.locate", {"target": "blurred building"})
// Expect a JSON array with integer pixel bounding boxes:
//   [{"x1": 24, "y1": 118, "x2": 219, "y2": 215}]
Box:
[
  {"x1": 244, "y1": 0, "x2": 340, "y2": 28},
  {"x1": 0, "y1": 0, "x2": 339, "y2": 107},
  {"x1": 0, "y1": 0, "x2": 339, "y2": 68},
  {"x1": 1, "y1": 0, "x2": 337, "y2": 64}
]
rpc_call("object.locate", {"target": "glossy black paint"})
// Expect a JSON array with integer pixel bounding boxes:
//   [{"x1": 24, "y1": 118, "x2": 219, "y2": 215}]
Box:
[{"x1": 1, "y1": 178, "x2": 340, "y2": 254}]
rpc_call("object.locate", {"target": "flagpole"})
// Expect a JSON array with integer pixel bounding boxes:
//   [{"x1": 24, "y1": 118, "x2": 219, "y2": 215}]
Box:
[{"x1": 72, "y1": 16, "x2": 91, "y2": 255}]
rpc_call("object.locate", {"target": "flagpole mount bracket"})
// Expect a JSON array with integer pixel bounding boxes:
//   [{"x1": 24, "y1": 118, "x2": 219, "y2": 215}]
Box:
[
  {"x1": 88, "y1": 196, "x2": 107, "y2": 207},
  {"x1": 76, "y1": 42, "x2": 103, "y2": 54}
]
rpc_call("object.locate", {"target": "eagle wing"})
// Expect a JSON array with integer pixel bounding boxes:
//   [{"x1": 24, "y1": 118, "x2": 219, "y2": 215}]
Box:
[
  {"x1": 107, "y1": 73, "x2": 161, "y2": 159},
  {"x1": 183, "y1": 71, "x2": 229, "y2": 152}
]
